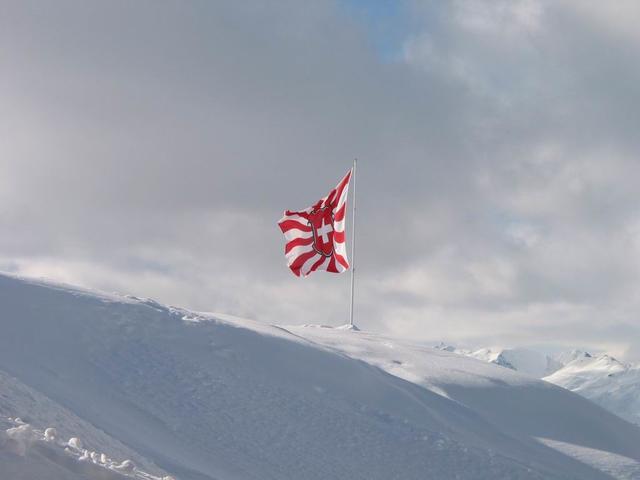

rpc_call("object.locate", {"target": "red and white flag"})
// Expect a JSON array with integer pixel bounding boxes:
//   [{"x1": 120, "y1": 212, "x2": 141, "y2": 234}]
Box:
[{"x1": 278, "y1": 169, "x2": 352, "y2": 277}]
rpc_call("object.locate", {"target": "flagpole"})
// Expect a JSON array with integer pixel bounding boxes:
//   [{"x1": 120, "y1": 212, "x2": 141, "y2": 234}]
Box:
[{"x1": 349, "y1": 158, "x2": 357, "y2": 327}]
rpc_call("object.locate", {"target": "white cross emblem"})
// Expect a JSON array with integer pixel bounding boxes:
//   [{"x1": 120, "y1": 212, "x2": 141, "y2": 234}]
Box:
[{"x1": 316, "y1": 218, "x2": 333, "y2": 243}]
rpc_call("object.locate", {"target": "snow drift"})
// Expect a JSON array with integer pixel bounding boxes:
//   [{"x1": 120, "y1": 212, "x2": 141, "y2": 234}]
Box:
[{"x1": 1, "y1": 273, "x2": 640, "y2": 479}]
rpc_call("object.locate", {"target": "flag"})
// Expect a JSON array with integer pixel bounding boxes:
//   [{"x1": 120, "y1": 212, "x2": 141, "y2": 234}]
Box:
[{"x1": 278, "y1": 169, "x2": 352, "y2": 277}]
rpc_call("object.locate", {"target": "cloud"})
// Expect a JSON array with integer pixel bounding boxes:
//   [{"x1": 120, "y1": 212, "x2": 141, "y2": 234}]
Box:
[{"x1": 1, "y1": 0, "x2": 639, "y2": 358}]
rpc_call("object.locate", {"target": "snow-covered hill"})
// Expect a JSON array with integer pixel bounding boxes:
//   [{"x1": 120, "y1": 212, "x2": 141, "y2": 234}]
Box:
[
  {"x1": 544, "y1": 353, "x2": 640, "y2": 427},
  {"x1": 1, "y1": 273, "x2": 640, "y2": 479},
  {"x1": 443, "y1": 343, "x2": 640, "y2": 429}
]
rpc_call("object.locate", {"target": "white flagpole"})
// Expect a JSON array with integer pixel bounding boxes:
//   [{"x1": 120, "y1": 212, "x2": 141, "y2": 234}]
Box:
[{"x1": 349, "y1": 158, "x2": 357, "y2": 327}]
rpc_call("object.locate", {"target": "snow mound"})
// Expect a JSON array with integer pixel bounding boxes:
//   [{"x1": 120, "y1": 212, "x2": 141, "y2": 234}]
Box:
[
  {"x1": 0, "y1": 417, "x2": 170, "y2": 479},
  {"x1": 334, "y1": 323, "x2": 361, "y2": 331}
]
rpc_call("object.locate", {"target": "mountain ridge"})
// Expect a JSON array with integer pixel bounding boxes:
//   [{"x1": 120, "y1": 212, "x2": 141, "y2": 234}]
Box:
[{"x1": 437, "y1": 342, "x2": 640, "y2": 428}]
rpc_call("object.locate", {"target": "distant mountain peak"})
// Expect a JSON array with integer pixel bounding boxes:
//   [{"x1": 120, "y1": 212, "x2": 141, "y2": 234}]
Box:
[{"x1": 433, "y1": 342, "x2": 457, "y2": 352}]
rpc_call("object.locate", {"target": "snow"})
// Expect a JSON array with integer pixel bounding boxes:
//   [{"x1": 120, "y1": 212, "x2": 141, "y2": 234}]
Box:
[
  {"x1": 5, "y1": 424, "x2": 34, "y2": 456},
  {"x1": 466, "y1": 347, "x2": 563, "y2": 377},
  {"x1": 438, "y1": 344, "x2": 564, "y2": 378},
  {"x1": 44, "y1": 427, "x2": 58, "y2": 442},
  {"x1": 0, "y1": 366, "x2": 166, "y2": 475},
  {"x1": 284, "y1": 325, "x2": 640, "y2": 479},
  {"x1": 544, "y1": 353, "x2": 640, "y2": 426},
  {"x1": 453, "y1": 342, "x2": 640, "y2": 429},
  {"x1": 554, "y1": 349, "x2": 594, "y2": 366},
  {"x1": 1, "y1": 272, "x2": 640, "y2": 479},
  {"x1": 437, "y1": 343, "x2": 640, "y2": 429},
  {"x1": 538, "y1": 438, "x2": 640, "y2": 480},
  {"x1": 0, "y1": 417, "x2": 170, "y2": 479},
  {"x1": 68, "y1": 437, "x2": 84, "y2": 450}
]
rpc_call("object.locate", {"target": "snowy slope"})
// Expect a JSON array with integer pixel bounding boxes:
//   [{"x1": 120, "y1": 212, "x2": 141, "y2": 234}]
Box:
[
  {"x1": 286, "y1": 326, "x2": 640, "y2": 480},
  {"x1": 544, "y1": 354, "x2": 640, "y2": 427},
  {"x1": 1, "y1": 273, "x2": 640, "y2": 479}
]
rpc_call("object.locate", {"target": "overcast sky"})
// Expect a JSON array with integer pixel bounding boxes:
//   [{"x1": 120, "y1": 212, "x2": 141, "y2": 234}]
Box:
[{"x1": 2, "y1": 0, "x2": 640, "y2": 359}]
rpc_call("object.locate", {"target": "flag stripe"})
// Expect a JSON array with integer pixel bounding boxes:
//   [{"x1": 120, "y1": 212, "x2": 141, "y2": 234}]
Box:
[
  {"x1": 333, "y1": 230, "x2": 345, "y2": 243},
  {"x1": 308, "y1": 255, "x2": 327, "y2": 274},
  {"x1": 289, "y1": 250, "x2": 318, "y2": 276},
  {"x1": 285, "y1": 236, "x2": 314, "y2": 254},
  {"x1": 300, "y1": 253, "x2": 323, "y2": 276},
  {"x1": 333, "y1": 171, "x2": 351, "y2": 206},
  {"x1": 334, "y1": 203, "x2": 346, "y2": 222},
  {"x1": 326, "y1": 256, "x2": 338, "y2": 273},
  {"x1": 285, "y1": 245, "x2": 315, "y2": 262},
  {"x1": 323, "y1": 189, "x2": 336, "y2": 208},
  {"x1": 279, "y1": 219, "x2": 312, "y2": 233},
  {"x1": 282, "y1": 229, "x2": 312, "y2": 242},
  {"x1": 335, "y1": 252, "x2": 349, "y2": 270}
]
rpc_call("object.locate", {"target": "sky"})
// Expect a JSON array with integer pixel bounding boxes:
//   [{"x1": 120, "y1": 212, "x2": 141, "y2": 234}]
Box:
[{"x1": 1, "y1": 0, "x2": 640, "y2": 359}]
